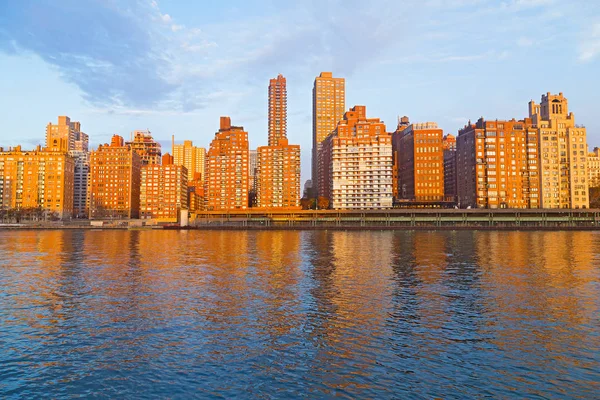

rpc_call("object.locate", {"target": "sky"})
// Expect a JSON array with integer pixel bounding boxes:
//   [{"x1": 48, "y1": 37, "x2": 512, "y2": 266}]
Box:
[{"x1": 1, "y1": 0, "x2": 599, "y2": 183}]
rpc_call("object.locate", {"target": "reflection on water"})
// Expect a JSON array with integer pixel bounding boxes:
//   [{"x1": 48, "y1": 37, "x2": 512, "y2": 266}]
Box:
[{"x1": 1, "y1": 230, "x2": 599, "y2": 398}]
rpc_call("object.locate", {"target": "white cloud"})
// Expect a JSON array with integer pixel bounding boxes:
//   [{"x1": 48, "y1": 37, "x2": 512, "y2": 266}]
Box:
[
  {"x1": 579, "y1": 23, "x2": 600, "y2": 62},
  {"x1": 517, "y1": 37, "x2": 534, "y2": 47}
]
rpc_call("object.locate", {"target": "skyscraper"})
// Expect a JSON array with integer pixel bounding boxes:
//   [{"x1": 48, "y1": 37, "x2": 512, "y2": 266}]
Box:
[
  {"x1": 256, "y1": 74, "x2": 301, "y2": 209},
  {"x1": 206, "y1": 117, "x2": 249, "y2": 211},
  {"x1": 140, "y1": 153, "x2": 188, "y2": 220},
  {"x1": 443, "y1": 134, "x2": 457, "y2": 203},
  {"x1": 456, "y1": 118, "x2": 540, "y2": 209},
  {"x1": 89, "y1": 135, "x2": 142, "y2": 218},
  {"x1": 529, "y1": 92, "x2": 589, "y2": 208},
  {"x1": 312, "y1": 72, "x2": 345, "y2": 193},
  {"x1": 45, "y1": 116, "x2": 89, "y2": 152},
  {"x1": 268, "y1": 74, "x2": 287, "y2": 146},
  {"x1": 319, "y1": 106, "x2": 393, "y2": 209},
  {"x1": 396, "y1": 122, "x2": 445, "y2": 202},
  {"x1": 0, "y1": 145, "x2": 75, "y2": 219},
  {"x1": 173, "y1": 140, "x2": 206, "y2": 181}
]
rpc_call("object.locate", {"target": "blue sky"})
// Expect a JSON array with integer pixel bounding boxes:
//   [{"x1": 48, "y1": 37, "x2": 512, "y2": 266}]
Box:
[{"x1": 1, "y1": 0, "x2": 599, "y2": 182}]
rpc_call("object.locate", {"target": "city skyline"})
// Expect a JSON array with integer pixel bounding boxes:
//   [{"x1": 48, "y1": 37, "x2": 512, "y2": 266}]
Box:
[{"x1": 1, "y1": 1, "x2": 600, "y2": 183}]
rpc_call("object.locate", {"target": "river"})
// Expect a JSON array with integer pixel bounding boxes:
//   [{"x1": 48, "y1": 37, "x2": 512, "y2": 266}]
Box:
[{"x1": 1, "y1": 230, "x2": 599, "y2": 398}]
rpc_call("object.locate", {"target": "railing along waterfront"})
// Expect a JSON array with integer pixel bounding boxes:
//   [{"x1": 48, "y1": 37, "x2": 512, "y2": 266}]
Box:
[{"x1": 191, "y1": 209, "x2": 600, "y2": 230}]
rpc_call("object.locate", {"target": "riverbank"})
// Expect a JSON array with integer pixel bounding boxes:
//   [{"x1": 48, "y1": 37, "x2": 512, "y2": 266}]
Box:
[{"x1": 2, "y1": 209, "x2": 599, "y2": 230}]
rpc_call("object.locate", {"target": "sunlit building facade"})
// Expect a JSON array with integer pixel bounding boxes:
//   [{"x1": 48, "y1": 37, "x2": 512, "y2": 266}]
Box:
[
  {"x1": 319, "y1": 106, "x2": 393, "y2": 209},
  {"x1": 529, "y1": 92, "x2": 589, "y2": 208},
  {"x1": 89, "y1": 135, "x2": 142, "y2": 219},
  {"x1": 396, "y1": 122, "x2": 444, "y2": 202},
  {"x1": 206, "y1": 117, "x2": 249, "y2": 211},
  {"x1": 256, "y1": 74, "x2": 301, "y2": 209},
  {"x1": 140, "y1": 153, "x2": 188, "y2": 220},
  {"x1": 126, "y1": 130, "x2": 162, "y2": 165},
  {"x1": 173, "y1": 140, "x2": 206, "y2": 181},
  {"x1": 588, "y1": 147, "x2": 600, "y2": 188},
  {"x1": 45, "y1": 116, "x2": 89, "y2": 152},
  {"x1": 0, "y1": 145, "x2": 75, "y2": 219},
  {"x1": 456, "y1": 118, "x2": 540, "y2": 209},
  {"x1": 312, "y1": 72, "x2": 345, "y2": 193}
]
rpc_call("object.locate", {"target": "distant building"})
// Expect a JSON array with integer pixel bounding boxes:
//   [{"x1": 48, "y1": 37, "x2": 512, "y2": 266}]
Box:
[
  {"x1": 206, "y1": 117, "x2": 249, "y2": 211},
  {"x1": 312, "y1": 72, "x2": 345, "y2": 193},
  {"x1": 70, "y1": 150, "x2": 90, "y2": 218},
  {"x1": 391, "y1": 116, "x2": 411, "y2": 199},
  {"x1": 396, "y1": 122, "x2": 444, "y2": 202},
  {"x1": 140, "y1": 153, "x2": 188, "y2": 220},
  {"x1": 588, "y1": 147, "x2": 600, "y2": 188},
  {"x1": 187, "y1": 172, "x2": 205, "y2": 213},
  {"x1": 529, "y1": 92, "x2": 589, "y2": 208},
  {"x1": 456, "y1": 118, "x2": 539, "y2": 209},
  {"x1": 319, "y1": 106, "x2": 393, "y2": 209},
  {"x1": 249, "y1": 149, "x2": 258, "y2": 207},
  {"x1": 0, "y1": 145, "x2": 75, "y2": 219},
  {"x1": 256, "y1": 74, "x2": 301, "y2": 209},
  {"x1": 443, "y1": 134, "x2": 457, "y2": 203},
  {"x1": 173, "y1": 139, "x2": 206, "y2": 181},
  {"x1": 46, "y1": 116, "x2": 89, "y2": 152},
  {"x1": 126, "y1": 130, "x2": 162, "y2": 165},
  {"x1": 89, "y1": 135, "x2": 142, "y2": 219}
]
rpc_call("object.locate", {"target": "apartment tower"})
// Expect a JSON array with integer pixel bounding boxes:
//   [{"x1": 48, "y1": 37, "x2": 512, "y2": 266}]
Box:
[
  {"x1": 140, "y1": 153, "x2": 188, "y2": 220},
  {"x1": 443, "y1": 134, "x2": 457, "y2": 203},
  {"x1": 0, "y1": 145, "x2": 75, "y2": 219},
  {"x1": 173, "y1": 140, "x2": 206, "y2": 181},
  {"x1": 312, "y1": 72, "x2": 345, "y2": 195},
  {"x1": 205, "y1": 117, "x2": 249, "y2": 210},
  {"x1": 319, "y1": 106, "x2": 393, "y2": 209},
  {"x1": 395, "y1": 122, "x2": 445, "y2": 202},
  {"x1": 256, "y1": 74, "x2": 301, "y2": 209},
  {"x1": 89, "y1": 135, "x2": 142, "y2": 218},
  {"x1": 46, "y1": 116, "x2": 89, "y2": 152},
  {"x1": 456, "y1": 118, "x2": 540, "y2": 208},
  {"x1": 529, "y1": 93, "x2": 589, "y2": 208}
]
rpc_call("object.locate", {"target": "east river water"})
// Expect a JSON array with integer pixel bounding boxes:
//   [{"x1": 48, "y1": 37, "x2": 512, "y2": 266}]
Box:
[{"x1": 1, "y1": 230, "x2": 599, "y2": 398}]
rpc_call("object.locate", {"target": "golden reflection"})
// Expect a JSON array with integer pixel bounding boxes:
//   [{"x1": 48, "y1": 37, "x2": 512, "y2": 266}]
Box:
[{"x1": 475, "y1": 231, "x2": 599, "y2": 361}]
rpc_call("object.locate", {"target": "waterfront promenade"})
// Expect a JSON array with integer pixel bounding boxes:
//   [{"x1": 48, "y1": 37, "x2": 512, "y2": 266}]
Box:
[{"x1": 2, "y1": 209, "x2": 599, "y2": 230}]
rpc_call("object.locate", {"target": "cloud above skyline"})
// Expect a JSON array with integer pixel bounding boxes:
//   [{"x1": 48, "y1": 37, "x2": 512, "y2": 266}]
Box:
[{"x1": 3, "y1": 0, "x2": 596, "y2": 114}]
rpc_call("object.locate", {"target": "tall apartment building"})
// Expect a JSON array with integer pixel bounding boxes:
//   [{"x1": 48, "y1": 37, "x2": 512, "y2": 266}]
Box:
[
  {"x1": 126, "y1": 130, "x2": 162, "y2": 165},
  {"x1": 256, "y1": 74, "x2": 301, "y2": 209},
  {"x1": 319, "y1": 106, "x2": 393, "y2": 209},
  {"x1": 89, "y1": 135, "x2": 142, "y2": 219},
  {"x1": 588, "y1": 147, "x2": 600, "y2": 188},
  {"x1": 46, "y1": 116, "x2": 89, "y2": 152},
  {"x1": 140, "y1": 153, "x2": 188, "y2": 220},
  {"x1": 391, "y1": 116, "x2": 411, "y2": 198},
  {"x1": 443, "y1": 134, "x2": 457, "y2": 203},
  {"x1": 248, "y1": 149, "x2": 258, "y2": 207},
  {"x1": 268, "y1": 74, "x2": 287, "y2": 146},
  {"x1": 456, "y1": 118, "x2": 540, "y2": 209},
  {"x1": 256, "y1": 140, "x2": 301, "y2": 208},
  {"x1": 395, "y1": 122, "x2": 444, "y2": 202},
  {"x1": 312, "y1": 72, "x2": 345, "y2": 194},
  {"x1": 206, "y1": 117, "x2": 249, "y2": 211},
  {"x1": 529, "y1": 92, "x2": 589, "y2": 208},
  {"x1": 173, "y1": 139, "x2": 206, "y2": 181},
  {"x1": 69, "y1": 151, "x2": 90, "y2": 218},
  {"x1": 0, "y1": 145, "x2": 75, "y2": 219}
]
